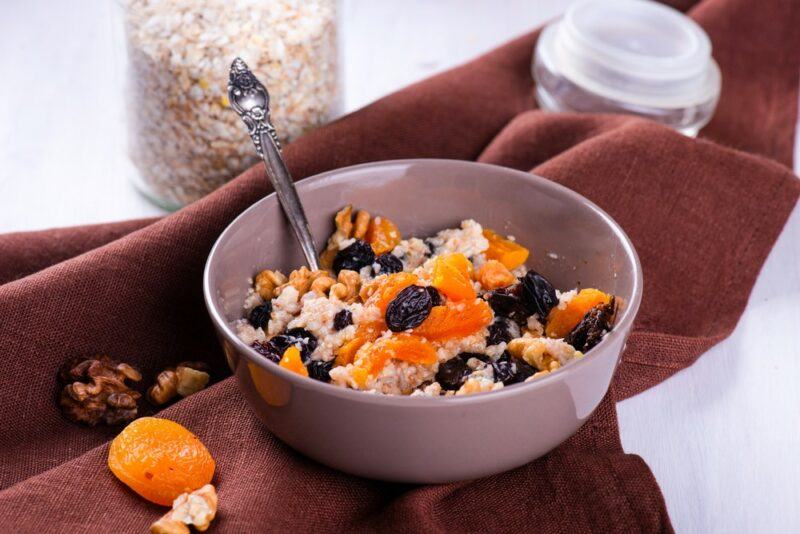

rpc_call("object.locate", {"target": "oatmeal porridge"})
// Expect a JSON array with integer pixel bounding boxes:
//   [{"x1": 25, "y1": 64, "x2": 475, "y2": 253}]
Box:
[{"x1": 236, "y1": 206, "x2": 617, "y2": 396}]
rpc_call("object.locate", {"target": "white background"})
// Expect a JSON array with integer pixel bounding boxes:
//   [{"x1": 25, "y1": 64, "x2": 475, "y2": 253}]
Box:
[{"x1": 1, "y1": 1, "x2": 798, "y2": 532}]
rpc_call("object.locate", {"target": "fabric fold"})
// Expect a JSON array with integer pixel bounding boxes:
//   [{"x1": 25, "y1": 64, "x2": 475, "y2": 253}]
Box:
[{"x1": 0, "y1": 0, "x2": 798, "y2": 532}]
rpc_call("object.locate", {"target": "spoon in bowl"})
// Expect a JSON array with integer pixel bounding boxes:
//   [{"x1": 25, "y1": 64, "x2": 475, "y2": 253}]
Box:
[{"x1": 227, "y1": 58, "x2": 320, "y2": 270}]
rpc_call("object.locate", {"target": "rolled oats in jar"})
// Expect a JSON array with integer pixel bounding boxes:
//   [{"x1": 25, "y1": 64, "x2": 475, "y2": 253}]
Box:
[{"x1": 122, "y1": 0, "x2": 338, "y2": 209}]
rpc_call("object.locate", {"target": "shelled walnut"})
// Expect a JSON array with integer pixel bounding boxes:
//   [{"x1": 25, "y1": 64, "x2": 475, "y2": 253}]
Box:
[
  {"x1": 150, "y1": 484, "x2": 218, "y2": 534},
  {"x1": 57, "y1": 356, "x2": 142, "y2": 426},
  {"x1": 147, "y1": 362, "x2": 210, "y2": 406}
]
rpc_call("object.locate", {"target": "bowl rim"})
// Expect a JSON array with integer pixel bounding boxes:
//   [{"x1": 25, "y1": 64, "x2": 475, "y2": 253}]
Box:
[{"x1": 203, "y1": 158, "x2": 643, "y2": 407}]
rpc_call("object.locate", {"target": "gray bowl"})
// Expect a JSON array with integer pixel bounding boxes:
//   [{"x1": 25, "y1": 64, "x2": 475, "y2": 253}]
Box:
[{"x1": 203, "y1": 159, "x2": 642, "y2": 483}]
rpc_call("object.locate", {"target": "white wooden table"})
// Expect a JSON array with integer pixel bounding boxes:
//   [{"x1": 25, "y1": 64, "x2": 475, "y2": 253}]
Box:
[{"x1": 1, "y1": 1, "x2": 798, "y2": 532}]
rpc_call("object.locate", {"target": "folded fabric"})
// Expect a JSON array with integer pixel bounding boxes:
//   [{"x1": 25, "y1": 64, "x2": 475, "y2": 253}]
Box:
[{"x1": 0, "y1": 0, "x2": 797, "y2": 532}]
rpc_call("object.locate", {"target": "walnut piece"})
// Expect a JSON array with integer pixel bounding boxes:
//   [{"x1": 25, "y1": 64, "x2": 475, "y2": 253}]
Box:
[
  {"x1": 148, "y1": 362, "x2": 210, "y2": 406},
  {"x1": 352, "y1": 209, "x2": 371, "y2": 239},
  {"x1": 330, "y1": 269, "x2": 360, "y2": 303},
  {"x1": 58, "y1": 356, "x2": 142, "y2": 426},
  {"x1": 507, "y1": 336, "x2": 580, "y2": 372},
  {"x1": 255, "y1": 269, "x2": 287, "y2": 300},
  {"x1": 150, "y1": 484, "x2": 218, "y2": 534},
  {"x1": 320, "y1": 205, "x2": 354, "y2": 269}
]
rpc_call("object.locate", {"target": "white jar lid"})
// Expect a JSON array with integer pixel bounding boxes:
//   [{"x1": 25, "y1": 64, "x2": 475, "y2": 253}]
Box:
[{"x1": 538, "y1": 0, "x2": 721, "y2": 109}]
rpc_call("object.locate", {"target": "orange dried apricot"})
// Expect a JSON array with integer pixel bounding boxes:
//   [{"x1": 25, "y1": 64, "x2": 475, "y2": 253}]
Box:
[
  {"x1": 335, "y1": 321, "x2": 383, "y2": 366},
  {"x1": 365, "y1": 216, "x2": 401, "y2": 255},
  {"x1": 355, "y1": 333, "x2": 437, "y2": 375},
  {"x1": 279, "y1": 346, "x2": 308, "y2": 377},
  {"x1": 545, "y1": 288, "x2": 611, "y2": 339},
  {"x1": 366, "y1": 272, "x2": 419, "y2": 313},
  {"x1": 476, "y1": 260, "x2": 516, "y2": 290},
  {"x1": 108, "y1": 417, "x2": 215, "y2": 506},
  {"x1": 414, "y1": 299, "x2": 493, "y2": 341},
  {"x1": 483, "y1": 229, "x2": 529, "y2": 270},
  {"x1": 431, "y1": 254, "x2": 476, "y2": 301}
]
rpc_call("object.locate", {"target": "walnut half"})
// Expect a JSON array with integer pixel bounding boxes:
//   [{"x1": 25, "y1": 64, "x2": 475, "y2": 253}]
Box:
[
  {"x1": 150, "y1": 484, "x2": 218, "y2": 534},
  {"x1": 58, "y1": 356, "x2": 142, "y2": 426},
  {"x1": 147, "y1": 362, "x2": 210, "y2": 406}
]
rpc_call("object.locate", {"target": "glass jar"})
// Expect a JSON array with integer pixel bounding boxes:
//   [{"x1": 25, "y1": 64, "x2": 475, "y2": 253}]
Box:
[
  {"x1": 533, "y1": 0, "x2": 720, "y2": 136},
  {"x1": 120, "y1": 0, "x2": 338, "y2": 210}
]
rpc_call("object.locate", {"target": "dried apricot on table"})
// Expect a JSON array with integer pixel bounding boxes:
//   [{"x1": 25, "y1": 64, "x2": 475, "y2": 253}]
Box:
[
  {"x1": 354, "y1": 333, "x2": 438, "y2": 375},
  {"x1": 108, "y1": 417, "x2": 215, "y2": 506},
  {"x1": 545, "y1": 288, "x2": 612, "y2": 339},
  {"x1": 483, "y1": 229, "x2": 529, "y2": 270},
  {"x1": 365, "y1": 216, "x2": 401, "y2": 255},
  {"x1": 431, "y1": 253, "x2": 476, "y2": 301},
  {"x1": 414, "y1": 299, "x2": 493, "y2": 341}
]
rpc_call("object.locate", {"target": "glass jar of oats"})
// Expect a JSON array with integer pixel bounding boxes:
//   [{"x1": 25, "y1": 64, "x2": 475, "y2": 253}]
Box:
[{"x1": 121, "y1": 0, "x2": 338, "y2": 210}]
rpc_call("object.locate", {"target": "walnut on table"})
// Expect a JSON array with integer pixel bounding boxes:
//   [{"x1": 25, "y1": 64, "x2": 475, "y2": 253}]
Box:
[
  {"x1": 147, "y1": 362, "x2": 210, "y2": 406},
  {"x1": 150, "y1": 484, "x2": 218, "y2": 534},
  {"x1": 57, "y1": 356, "x2": 142, "y2": 426}
]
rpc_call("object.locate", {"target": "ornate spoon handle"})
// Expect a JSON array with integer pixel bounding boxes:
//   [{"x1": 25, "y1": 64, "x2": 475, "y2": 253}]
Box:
[{"x1": 227, "y1": 58, "x2": 320, "y2": 271}]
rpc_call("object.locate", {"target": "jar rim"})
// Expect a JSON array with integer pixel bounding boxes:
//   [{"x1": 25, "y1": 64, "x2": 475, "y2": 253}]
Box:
[{"x1": 537, "y1": 0, "x2": 721, "y2": 109}]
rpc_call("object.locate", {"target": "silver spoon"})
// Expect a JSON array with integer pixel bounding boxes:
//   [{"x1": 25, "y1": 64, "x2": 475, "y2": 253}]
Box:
[{"x1": 227, "y1": 58, "x2": 320, "y2": 271}]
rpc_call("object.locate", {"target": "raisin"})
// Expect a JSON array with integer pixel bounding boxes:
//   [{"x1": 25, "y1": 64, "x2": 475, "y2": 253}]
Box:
[
  {"x1": 565, "y1": 297, "x2": 616, "y2": 352},
  {"x1": 251, "y1": 341, "x2": 281, "y2": 363},
  {"x1": 486, "y1": 284, "x2": 528, "y2": 324},
  {"x1": 423, "y1": 238, "x2": 437, "y2": 256},
  {"x1": 247, "y1": 303, "x2": 272, "y2": 329},
  {"x1": 490, "y1": 351, "x2": 535, "y2": 385},
  {"x1": 374, "y1": 253, "x2": 404, "y2": 274},
  {"x1": 307, "y1": 360, "x2": 335, "y2": 382},
  {"x1": 332, "y1": 239, "x2": 375, "y2": 274},
  {"x1": 459, "y1": 352, "x2": 490, "y2": 363},
  {"x1": 333, "y1": 309, "x2": 353, "y2": 331},
  {"x1": 436, "y1": 357, "x2": 469, "y2": 390},
  {"x1": 385, "y1": 285, "x2": 433, "y2": 332},
  {"x1": 270, "y1": 328, "x2": 318, "y2": 361},
  {"x1": 487, "y1": 317, "x2": 514, "y2": 346},
  {"x1": 520, "y1": 271, "x2": 557, "y2": 318},
  {"x1": 425, "y1": 286, "x2": 442, "y2": 307}
]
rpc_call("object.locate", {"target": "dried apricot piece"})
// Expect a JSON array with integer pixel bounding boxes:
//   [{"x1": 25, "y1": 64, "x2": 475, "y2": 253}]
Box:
[
  {"x1": 431, "y1": 254, "x2": 476, "y2": 301},
  {"x1": 476, "y1": 260, "x2": 516, "y2": 290},
  {"x1": 545, "y1": 288, "x2": 612, "y2": 339},
  {"x1": 354, "y1": 334, "x2": 438, "y2": 375},
  {"x1": 279, "y1": 346, "x2": 309, "y2": 377},
  {"x1": 365, "y1": 272, "x2": 420, "y2": 313},
  {"x1": 335, "y1": 321, "x2": 383, "y2": 366},
  {"x1": 414, "y1": 299, "x2": 493, "y2": 341},
  {"x1": 108, "y1": 417, "x2": 215, "y2": 506},
  {"x1": 483, "y1": 229, "x2": 529, "y2": 270},
  {"x1": 365, "y1": 216, "x2": 402, "y2": 255}
]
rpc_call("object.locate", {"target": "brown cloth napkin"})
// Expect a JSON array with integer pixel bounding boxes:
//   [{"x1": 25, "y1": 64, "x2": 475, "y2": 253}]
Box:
[{"x1": 1, "y1": 0, "x2": 798, "y2": 532}]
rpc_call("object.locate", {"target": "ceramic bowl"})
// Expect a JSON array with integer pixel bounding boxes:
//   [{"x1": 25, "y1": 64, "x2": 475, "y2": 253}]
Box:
[{"x1": 203, "y1": 159, "x2": 642, "y2": 483}]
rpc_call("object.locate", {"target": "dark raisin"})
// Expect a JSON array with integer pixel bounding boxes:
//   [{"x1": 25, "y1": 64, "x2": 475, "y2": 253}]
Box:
[
  {"x1": 459, "y1": 352, "x2": 490, "y2": 363},
  {"x1": 251, "y1": 341, "x2": 281, "y2": 363},
  {"x1": 423, "y1": 238, "x2": 437, "y2": 256},
  {"x1": 436, "y1": 357, "x2": 470, "y2": 390},
  {"x1": 486, "y1": 284, "x2": 528, "y2": 324},
  {"x1": 332, "y1": 239, "x2": 375, "y2": 274},
  {"x1": 247, "y1": 303, "x2": 272, "y2": 329},
  {"x1": 520, "y1": 271, "x2": 557, "y2": 318},
  {"x1": 510, "y1": 358, "x2": 537, "y2": 384},
  {"x1": 487, "y1": 317, "x2": 514, "y2": 346},
  {"x1": 374, "y1": 253, "x2": 404, "y2": 274},
  {"x1": 489, "y1": 351, "x2": 535, "y2": 385},
  {"x1": 333, "y1": 309, "x2": 353, "y2": 331},
  {"x1": 270, "y1": 328, "x2": 318, "y2": 361},
  {"x1": 425, "y1": 286, "x2": 442, "y2": 307},
  {"x1": 307, "y1": 360, "x2": 335, "y2": 382},
  {"x1": 565, "y1": 297, "x2": 616, "y2": 352},
  {"x1": 385, "y1": 285, "x2": 433, "y2": 332}
]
